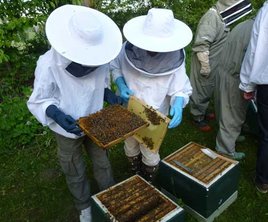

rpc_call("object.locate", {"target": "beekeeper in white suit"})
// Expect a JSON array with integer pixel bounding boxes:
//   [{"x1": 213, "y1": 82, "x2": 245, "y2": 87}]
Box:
[
  {"x1": 110, "y1": 8, "x2": 193, "y2": 183},
  {"x1": 27, "y1": 5, "x2": 122, "y2": 222},
  {"x1": 190, "y1": 0, "x2": 252, "y2": 131}
]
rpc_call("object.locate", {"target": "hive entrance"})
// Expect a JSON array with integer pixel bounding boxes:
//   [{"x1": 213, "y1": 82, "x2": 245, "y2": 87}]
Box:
[{"x1": 96, "y1": 176, "x2": 177, "y2": 222}]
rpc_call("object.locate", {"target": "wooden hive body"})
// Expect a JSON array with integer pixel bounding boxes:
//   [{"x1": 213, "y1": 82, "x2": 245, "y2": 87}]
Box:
[
  {"x1": 91, "y1": 175, "x2": 184, "y2": 222},
  {"x1": 158, "y1": 142, "x2": 239, "y2": 219}
]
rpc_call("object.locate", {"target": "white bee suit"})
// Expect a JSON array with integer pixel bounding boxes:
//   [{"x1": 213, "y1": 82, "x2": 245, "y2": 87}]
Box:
[
  {"x1": 27, "y1": 48, "x2": 109, "y2": 139},
  {"x1": 110, "y1": 42, "x2": 192, "y2": 165}
]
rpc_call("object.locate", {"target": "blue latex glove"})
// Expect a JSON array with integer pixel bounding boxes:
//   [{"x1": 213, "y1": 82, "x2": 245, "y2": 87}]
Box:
[
  {"x1": 168, "y1": 97, "x2": 184, "y2": 129},
  {"x1": 46, "y1": 105, "x2": 82, "y2": 136},
  {"x1": 115, "y1": 76, "x2": 134, "y2": 103},
  {"x1": 104, "y1": 88, "x2": 123, "y2": 105}
]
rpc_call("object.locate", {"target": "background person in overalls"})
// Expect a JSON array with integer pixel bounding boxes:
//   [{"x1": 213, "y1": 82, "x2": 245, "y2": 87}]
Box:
[
  {"x1": 190, "y1": 0, "x2": 252, "y2": 131},
  {"x1": 111, "y1": 8, "x2": 193, "y2": 183},
  {"x1": 27, "y1": 5, "x2": 122, "y2": 222},
  {"x1": 214, "y1": 18, "x2": 254, "y2": 160}
]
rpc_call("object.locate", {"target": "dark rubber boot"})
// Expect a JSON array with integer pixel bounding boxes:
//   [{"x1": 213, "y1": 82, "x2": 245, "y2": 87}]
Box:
[
  {"x1": 127, "y1": 154, "x2": 142, "y2": 175},
  {"x1": 141, "y1": 163, "x2": 159, "y2": 184}
]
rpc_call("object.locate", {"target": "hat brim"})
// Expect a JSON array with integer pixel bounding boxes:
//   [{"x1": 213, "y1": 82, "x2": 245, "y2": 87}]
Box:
[
  {"x1": 45, "y1": 5, "x2": 122, "y2": 66},
  {"x1": 123, "y1": 16, "x2": 192, "y2": 52}
]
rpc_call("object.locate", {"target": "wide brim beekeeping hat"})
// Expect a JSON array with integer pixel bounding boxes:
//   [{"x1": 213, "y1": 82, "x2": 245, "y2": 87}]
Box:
[
  {"x1": 123, "y1": 8, "x2": 192, "y2": 52},
  {"x1": 45, "y1": 5, "x2": 122, "y2": 66}
]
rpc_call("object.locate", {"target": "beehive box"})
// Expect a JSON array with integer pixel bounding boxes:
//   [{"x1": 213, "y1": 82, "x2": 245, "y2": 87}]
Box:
[
  {"x1": 78, "y1": 105, "x2": 149, "y2": 148},
  {"x1": 158, "y1": 142, "x2": 239, "y2": 221},
  {"x1": 91, "y1": 175, "x2": 184, "y2": 222}
]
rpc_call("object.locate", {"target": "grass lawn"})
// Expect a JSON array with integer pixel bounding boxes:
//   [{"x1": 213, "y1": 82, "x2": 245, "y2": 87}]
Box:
[{"x1": 1, "y1": 105, "x2": 268, "y2": 222}]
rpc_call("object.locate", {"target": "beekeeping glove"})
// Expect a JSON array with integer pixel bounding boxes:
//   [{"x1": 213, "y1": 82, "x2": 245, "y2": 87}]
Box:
[
  {"x1": 168, "y1": 96, "x2": 184, "y2": 129},
  {"x1": 115, "y1": 76, "x2": 134, "y2": 103},
  {"x1": 46, "y1": 105, "x2": 82, "y2": 136},
  {"x1": 197, "y1": 51, "x2": 211, "y2": 77},
  {"x1": 104, "y1": 88, "x2": 123, "y2": 105}
]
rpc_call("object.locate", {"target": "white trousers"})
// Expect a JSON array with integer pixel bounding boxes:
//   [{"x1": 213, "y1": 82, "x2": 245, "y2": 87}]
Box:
[{"x1": 124, "y1": 137, "x2": 160, "y2": 166}]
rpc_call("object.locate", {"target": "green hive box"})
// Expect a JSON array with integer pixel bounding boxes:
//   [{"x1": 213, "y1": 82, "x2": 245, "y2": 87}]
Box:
[
  {"x1": 157, "y1": 142, "x2": 239, "y2": 221},
  {"x1": 91, "y1": 175, "x2": 184, "y2": 222}
]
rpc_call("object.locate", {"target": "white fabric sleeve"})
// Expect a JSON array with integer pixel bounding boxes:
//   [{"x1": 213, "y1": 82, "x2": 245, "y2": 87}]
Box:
[
  {"x1": 27, "y1": 64, "x2": 60, "y2": 126},
  {"x1": 168, "y1": 60, "x2": 193, "y2": 107},
  {"x1": 239, "y1": 24, "x2": 257, "y2": 92},
  {"x1": 239, "y1": 11, "x2": 260, "y2": 92}
]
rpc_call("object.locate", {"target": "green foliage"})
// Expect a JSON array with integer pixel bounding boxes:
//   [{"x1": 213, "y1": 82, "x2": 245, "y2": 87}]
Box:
[
  {"x1": 0, "y1": 1, "x2": 45, "y2": 63},
  {"x1": 0, "y1": 87, "x2": 46, "y2": 154},
  {"x1": 0, "y1": 0, "x2": 85, "y2": 99},
  {"x1": 101, "y1": 0, "x2": 150, "y2": 30},
  {"x1": 171, "y1": 0, "x2": 215, "y2": 32}
]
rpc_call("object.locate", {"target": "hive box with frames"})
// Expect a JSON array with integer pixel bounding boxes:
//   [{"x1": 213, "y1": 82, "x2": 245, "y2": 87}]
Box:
[
  {"x1": 91, "y1": 175, "x2": 184, "y2": 222},
  {"x1": 157, "y1": 142, "x2": 239, "y2": 222}
]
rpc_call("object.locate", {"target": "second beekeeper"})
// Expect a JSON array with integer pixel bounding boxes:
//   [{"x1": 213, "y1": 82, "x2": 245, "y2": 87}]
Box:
[{"x1": 110, "y1": 8, "x2": 193, "y2": 182}]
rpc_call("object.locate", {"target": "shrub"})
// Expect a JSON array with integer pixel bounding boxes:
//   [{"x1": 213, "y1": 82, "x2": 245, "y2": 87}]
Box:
[{"x1": 0, "y1": 87, "x2": 47, "y2": 154}]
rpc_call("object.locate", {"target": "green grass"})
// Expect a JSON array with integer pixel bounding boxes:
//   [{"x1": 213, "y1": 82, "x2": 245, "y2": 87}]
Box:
[{"x1": 1, "y1": 106, "x2": 268, "y2": 222}]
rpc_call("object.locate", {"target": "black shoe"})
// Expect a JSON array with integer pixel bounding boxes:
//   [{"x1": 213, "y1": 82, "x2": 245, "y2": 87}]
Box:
[{"x1": 255, "y1": 181, "x2": 268, "y2": 194}]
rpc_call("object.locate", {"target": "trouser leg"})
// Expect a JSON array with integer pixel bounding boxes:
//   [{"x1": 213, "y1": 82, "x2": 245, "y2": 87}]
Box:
[
  {"x1": 84, "y1": 137, "x2": 115, "y2": 191},
  {"x1": 54, "y1": 133, "x2": 90, "y2": 211},
  {"x1": 124, "y1": 137, "x2": 142, "y2": 174},
  {"x1": 124, "y1": 137, "x2": 160, "y2": 182},
  {"x1": 140, "y1": 143, "x2": 160, "y2": 183},
  {"x1": 216, "y1": 76, "x2": 248, "y2": 154},
  {"x1": 190, "y1": 73, "x2": 215, "y2": 120},
  {"x1": 214, "y1": 71, "x2": 221, "y2": 121},
  {"x1": 124, "y1": 137, "x2": 141, "y2": 157},
  {"x1": 256, "y1": 85, "x2": 268, "y2": 184}
]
